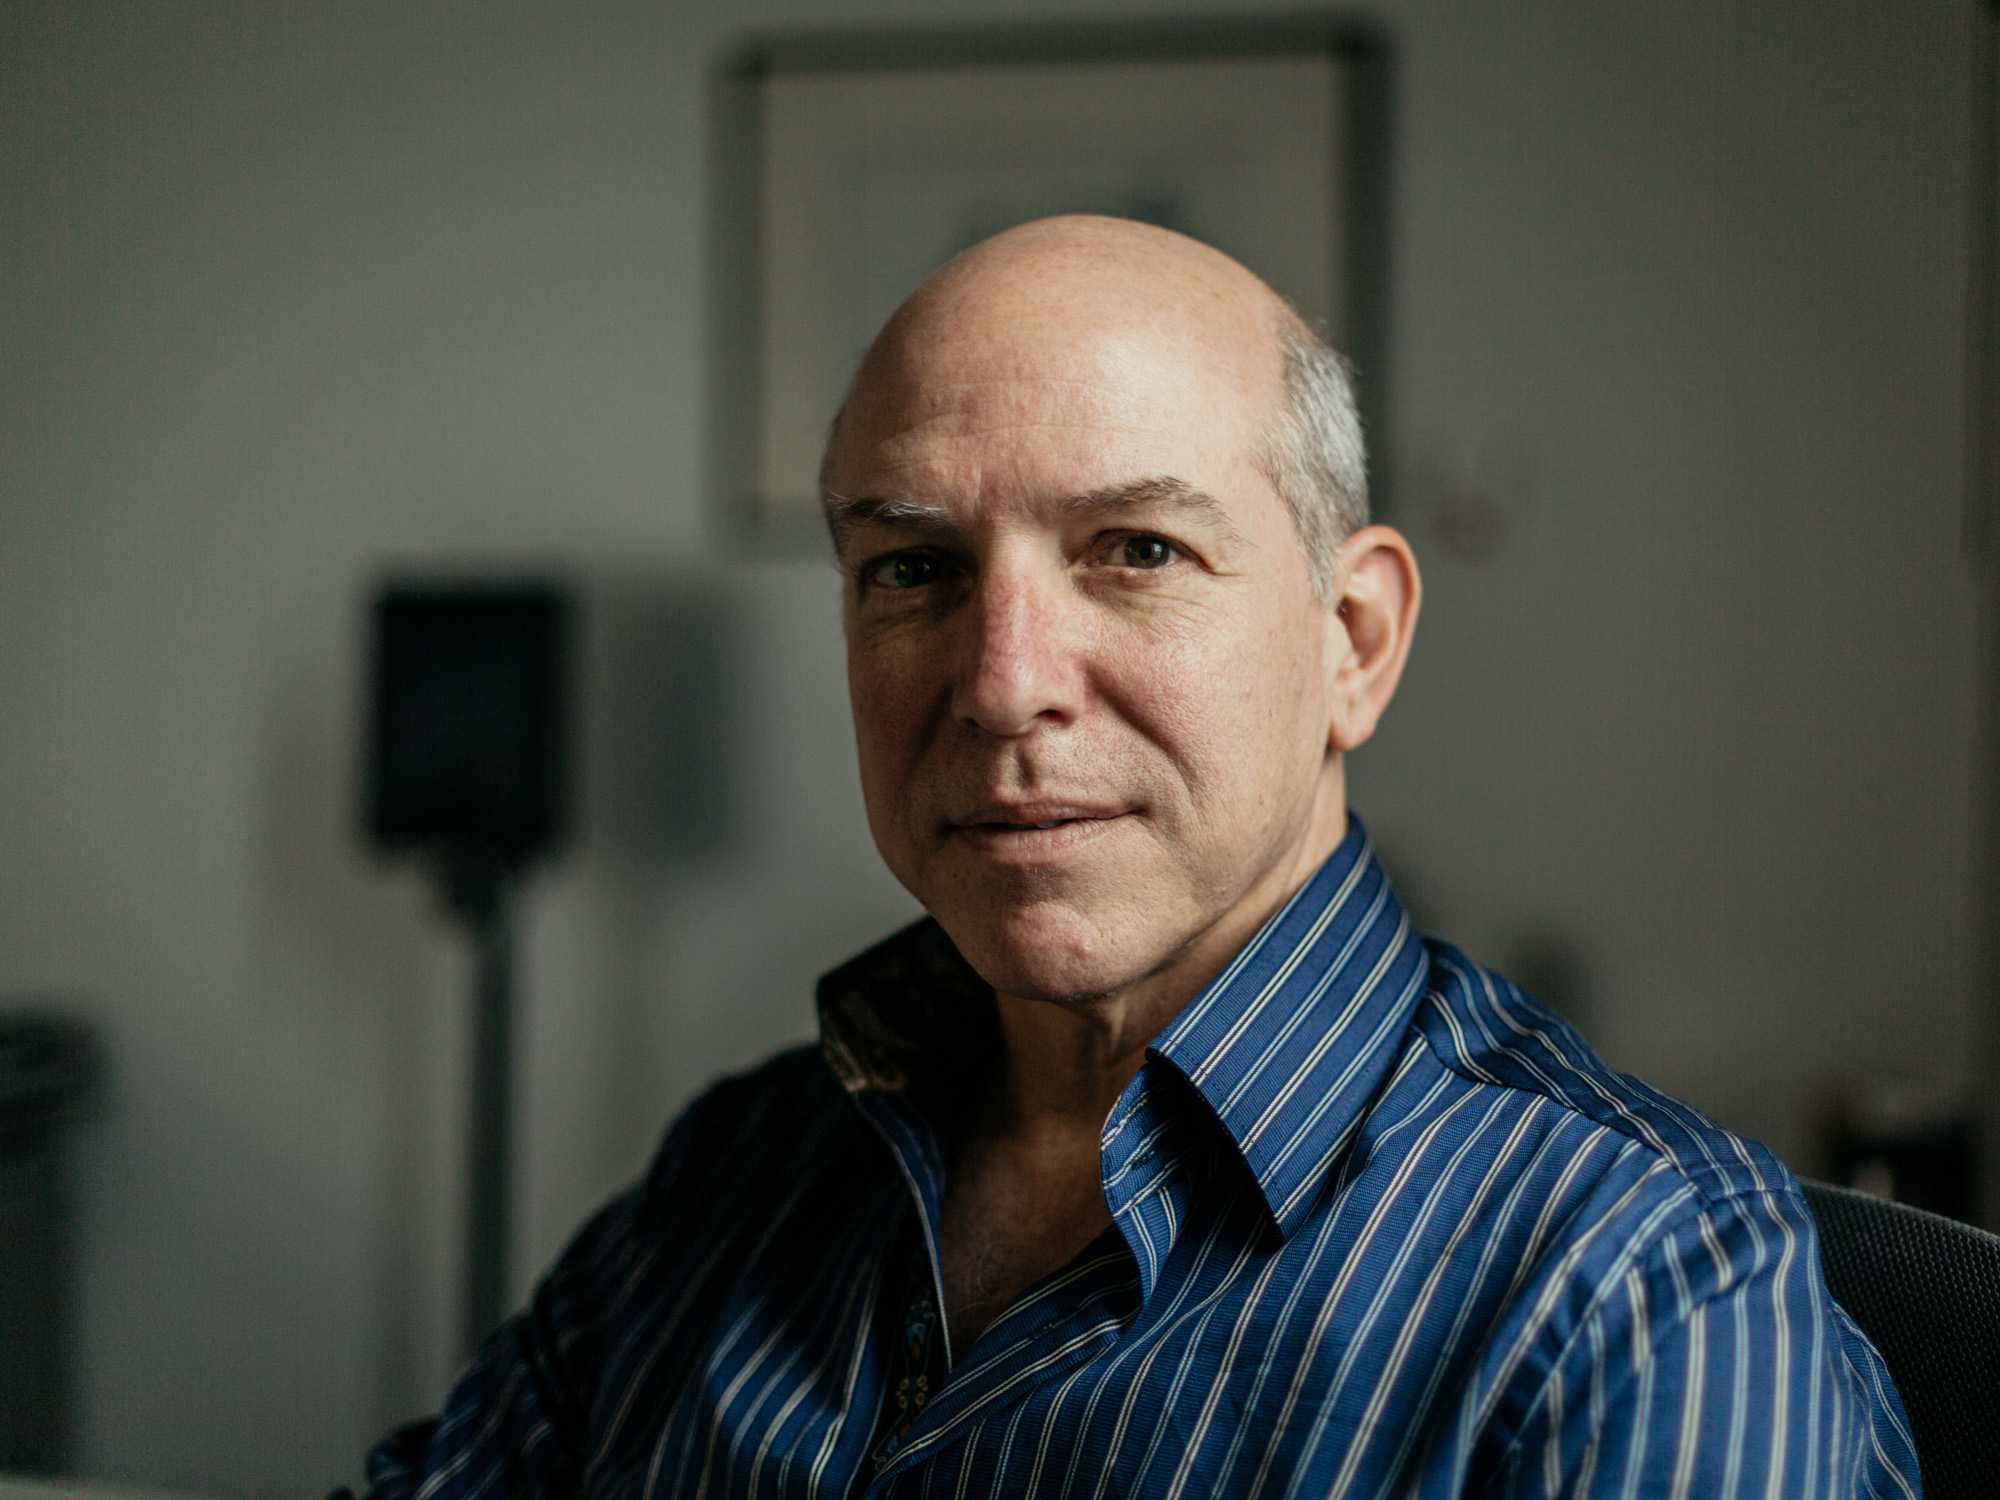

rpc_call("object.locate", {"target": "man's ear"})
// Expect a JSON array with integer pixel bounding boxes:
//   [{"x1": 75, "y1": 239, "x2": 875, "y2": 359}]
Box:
[{"x1": 1324, "y1": 525, "x2": 1422, "y2": 753}]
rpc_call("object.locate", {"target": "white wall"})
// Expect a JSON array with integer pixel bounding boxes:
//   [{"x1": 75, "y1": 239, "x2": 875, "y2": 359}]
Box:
[{"x1": 0, "y1": 1, "x2": 1977, "y2": 1494}]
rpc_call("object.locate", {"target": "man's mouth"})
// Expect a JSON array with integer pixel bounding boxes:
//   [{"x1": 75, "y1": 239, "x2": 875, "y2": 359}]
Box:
[
  {"x1": 952, "y1": 802, "x2": 1124, "y2": 830},
  {"x1": 945, "y1": 803, "x2": 1133, "y2": 853}
]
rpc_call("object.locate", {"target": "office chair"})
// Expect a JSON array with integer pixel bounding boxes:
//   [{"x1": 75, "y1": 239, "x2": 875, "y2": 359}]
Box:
[{"x1": 1801, "y1": 1179, "x2": 2000, "y2": 1499}]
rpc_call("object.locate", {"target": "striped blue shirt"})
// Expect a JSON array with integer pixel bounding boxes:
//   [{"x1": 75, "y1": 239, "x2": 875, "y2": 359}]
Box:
[{"x1": 362, "y1": 823, "x2": 1920, "y2": 1498}]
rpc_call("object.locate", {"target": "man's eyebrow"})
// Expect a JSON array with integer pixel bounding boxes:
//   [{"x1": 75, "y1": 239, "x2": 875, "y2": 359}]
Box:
[
  {"x1": 823, "y1": 476, "x2": 1244, "y2": 545},
  {"x1": 1061, "y1": 477, "x2": 1242, "y2": 539},
  {"x1": 823, "y1": 494, "x2": 955, "y2": 545}
]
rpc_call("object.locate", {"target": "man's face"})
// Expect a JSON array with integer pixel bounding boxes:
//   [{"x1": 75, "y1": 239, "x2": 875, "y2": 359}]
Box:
[{"x1": 827, "y1": 279, "x2": 1346, "y2": 1008}]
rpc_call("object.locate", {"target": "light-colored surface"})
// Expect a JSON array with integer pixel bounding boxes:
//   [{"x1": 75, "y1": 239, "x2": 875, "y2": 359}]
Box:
[{"x1": 0, "y1": 1, "x2": 1976, "y2": 1496}]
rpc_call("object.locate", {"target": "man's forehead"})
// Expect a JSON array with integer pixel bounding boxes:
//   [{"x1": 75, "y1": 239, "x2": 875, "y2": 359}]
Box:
[
  {"x1": 851, "y1": 319, "x2": 1247, "y2": 413},
  {"x1": 831, "y1": 328, "x2": 1272, "y2": 492},
  {"x1": 858, "y1": 367, "x2": 1155, "y2": 432},
  {"x1": 829, "y1": 406, "x2": 1269, "y2": 536}
]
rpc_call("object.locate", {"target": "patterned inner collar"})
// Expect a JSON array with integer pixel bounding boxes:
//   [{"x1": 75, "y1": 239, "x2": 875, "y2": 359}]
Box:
[{"x1": 816, "y1": 913, "x2": 997, "y2": 1097}]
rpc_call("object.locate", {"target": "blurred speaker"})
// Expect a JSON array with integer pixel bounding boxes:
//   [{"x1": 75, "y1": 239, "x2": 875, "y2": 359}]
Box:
[{"x1": 365, "y1": 582, "x2": 571, "y2": 871}]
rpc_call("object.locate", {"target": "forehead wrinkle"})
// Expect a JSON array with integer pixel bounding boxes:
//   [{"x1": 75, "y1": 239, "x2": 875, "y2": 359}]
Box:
[{"x1": 872, "y1": 413, "x2": 1167, "y2": 457}]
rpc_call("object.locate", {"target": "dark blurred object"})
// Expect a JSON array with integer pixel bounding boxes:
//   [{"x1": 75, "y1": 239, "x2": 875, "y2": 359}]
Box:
[
  {"x1": 363, "y1": 578, "x2": 572, "y2": 1357},
  {"x1": 1812, "y1": 1077, "x2": 1978, "y2": 1222},
  {"x1": 1802, "y1": 1179, "x2": 2000, "y2": 1500},
  {"x1": 365, "y1": 582, "x2": 571, "y2": 895},
  {"x1": 0, "y1": 1013, "x2": 97, "y2": 1474}
]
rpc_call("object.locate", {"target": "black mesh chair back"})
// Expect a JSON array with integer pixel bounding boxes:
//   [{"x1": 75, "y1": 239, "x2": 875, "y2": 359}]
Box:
[{"x1": 1801, "y1": 1179, "x2": 2000, "y2": 1499}]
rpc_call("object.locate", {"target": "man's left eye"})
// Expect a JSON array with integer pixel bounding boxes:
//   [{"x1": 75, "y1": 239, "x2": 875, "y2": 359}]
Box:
[
  {"x1": 1109, "y1": 536, "x2": 1178, "y2": 569},
  {"x1": 862, "y1": 550, "x2": 949, "y2": 590}
]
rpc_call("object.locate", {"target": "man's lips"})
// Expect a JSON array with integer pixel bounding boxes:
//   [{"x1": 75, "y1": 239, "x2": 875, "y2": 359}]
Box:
[
  {"x1": 943, "y1": 803, "x2": 1136, "y2": 857},
  {"x1": 949, "y1": 802, "x2": 1131, "y2": 831}
]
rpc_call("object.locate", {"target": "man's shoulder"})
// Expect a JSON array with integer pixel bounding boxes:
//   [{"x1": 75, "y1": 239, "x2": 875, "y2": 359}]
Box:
[
  {"x1": 665, "y1": 1041, "x2": 845, "y2": 1135},
  {"x1": 1407, "y1": 937, "x2": 1797, "y2": 1219},
  {"x1": 634, "y1": 1043, "x2": 855, "y2": 1197},
  {"x1": 1360, "y1": 943, "x2": 1919, "y2": 1495}
]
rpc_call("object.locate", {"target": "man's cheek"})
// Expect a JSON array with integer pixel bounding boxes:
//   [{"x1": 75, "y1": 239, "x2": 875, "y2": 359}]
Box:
[{"x1": 852, "y1": 666, "x2": 923, "y2": 749}]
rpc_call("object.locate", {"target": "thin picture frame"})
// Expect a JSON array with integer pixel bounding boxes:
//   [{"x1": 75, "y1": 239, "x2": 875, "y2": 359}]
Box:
[
  {"x1": 707, "y1": 17, "x2": 1394, "y2": 551},
  {"x1": 1968, "y1": 0, "x2": 2000, "y2": 559}
]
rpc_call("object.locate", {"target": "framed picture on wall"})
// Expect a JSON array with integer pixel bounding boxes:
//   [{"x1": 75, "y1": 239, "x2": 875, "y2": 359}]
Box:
[{"x1": 708, "y1": 19, "x2": 1392, "y2": 549}]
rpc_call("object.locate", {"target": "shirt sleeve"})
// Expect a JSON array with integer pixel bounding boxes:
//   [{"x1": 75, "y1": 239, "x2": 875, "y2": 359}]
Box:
[
  {"x1": 1497, "y1": 1185, "x2": 1923, "y2": 1500},
  {"x1": 358, "y1": 1181, "x2": 640, "y2": 1500}
]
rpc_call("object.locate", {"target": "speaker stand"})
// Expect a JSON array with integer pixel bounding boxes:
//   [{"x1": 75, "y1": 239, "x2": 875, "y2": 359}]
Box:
[{"x1": 439, "y1": 849, "x2": 517, "y2": 1358}]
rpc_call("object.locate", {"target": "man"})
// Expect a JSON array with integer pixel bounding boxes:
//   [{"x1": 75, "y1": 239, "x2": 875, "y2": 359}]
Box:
[{"x1": 358, "y1": 218, "x2": 1919, "y2": 1497}]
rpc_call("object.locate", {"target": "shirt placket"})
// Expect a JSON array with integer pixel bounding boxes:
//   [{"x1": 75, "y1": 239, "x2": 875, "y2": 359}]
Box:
[{"x1": 852, "y1": 1076, "x2": 1180, "y2": 1496}]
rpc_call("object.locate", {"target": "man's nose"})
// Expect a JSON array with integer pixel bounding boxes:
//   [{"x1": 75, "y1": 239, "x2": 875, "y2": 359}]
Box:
[{"x1": 949, "y1": 562, "x2": 1087, "y2": 737}]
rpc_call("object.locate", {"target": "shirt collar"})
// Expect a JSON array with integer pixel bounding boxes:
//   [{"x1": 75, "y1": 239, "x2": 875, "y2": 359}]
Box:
[
  {"x1": 816, "y1": 818, "x2": 1430, "y2": 1240},
  {"x1": 1148, "y1": 819, "x2": 1430, "y2": 1238}
]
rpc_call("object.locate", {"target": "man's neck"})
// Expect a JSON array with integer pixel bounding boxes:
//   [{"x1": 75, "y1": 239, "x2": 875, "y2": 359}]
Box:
[
  {"x1": 937, "y1": 798, "x2": 1352, "y2": 1350},
  {"x1": 988, "y1": 989, "x2": 1166, "y2": 1139}
]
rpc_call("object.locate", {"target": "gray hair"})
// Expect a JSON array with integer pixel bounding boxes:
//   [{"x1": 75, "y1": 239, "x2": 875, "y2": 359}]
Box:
[{"x1": 1257, "y1": 316, "x2": 1370, "y2": 599}]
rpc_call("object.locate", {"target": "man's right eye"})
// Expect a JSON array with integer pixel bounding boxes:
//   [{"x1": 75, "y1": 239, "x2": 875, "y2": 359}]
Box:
[{"x1": 862, "y1": 551, "x2": 948, "y2": 590}]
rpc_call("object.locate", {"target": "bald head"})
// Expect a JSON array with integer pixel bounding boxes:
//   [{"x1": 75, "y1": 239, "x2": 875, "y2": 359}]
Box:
[
  {"x1": 853, "y1": 217, "x2": 1289, "y2": 423},
  {"x1": 822, "y1": 215, "x2": 1367, "y2": 595}
]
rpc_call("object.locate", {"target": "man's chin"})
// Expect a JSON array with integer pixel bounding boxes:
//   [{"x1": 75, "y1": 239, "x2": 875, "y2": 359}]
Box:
[{"x1": 929, "y1": 895, "x2": 1169, "y2": 1007}]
